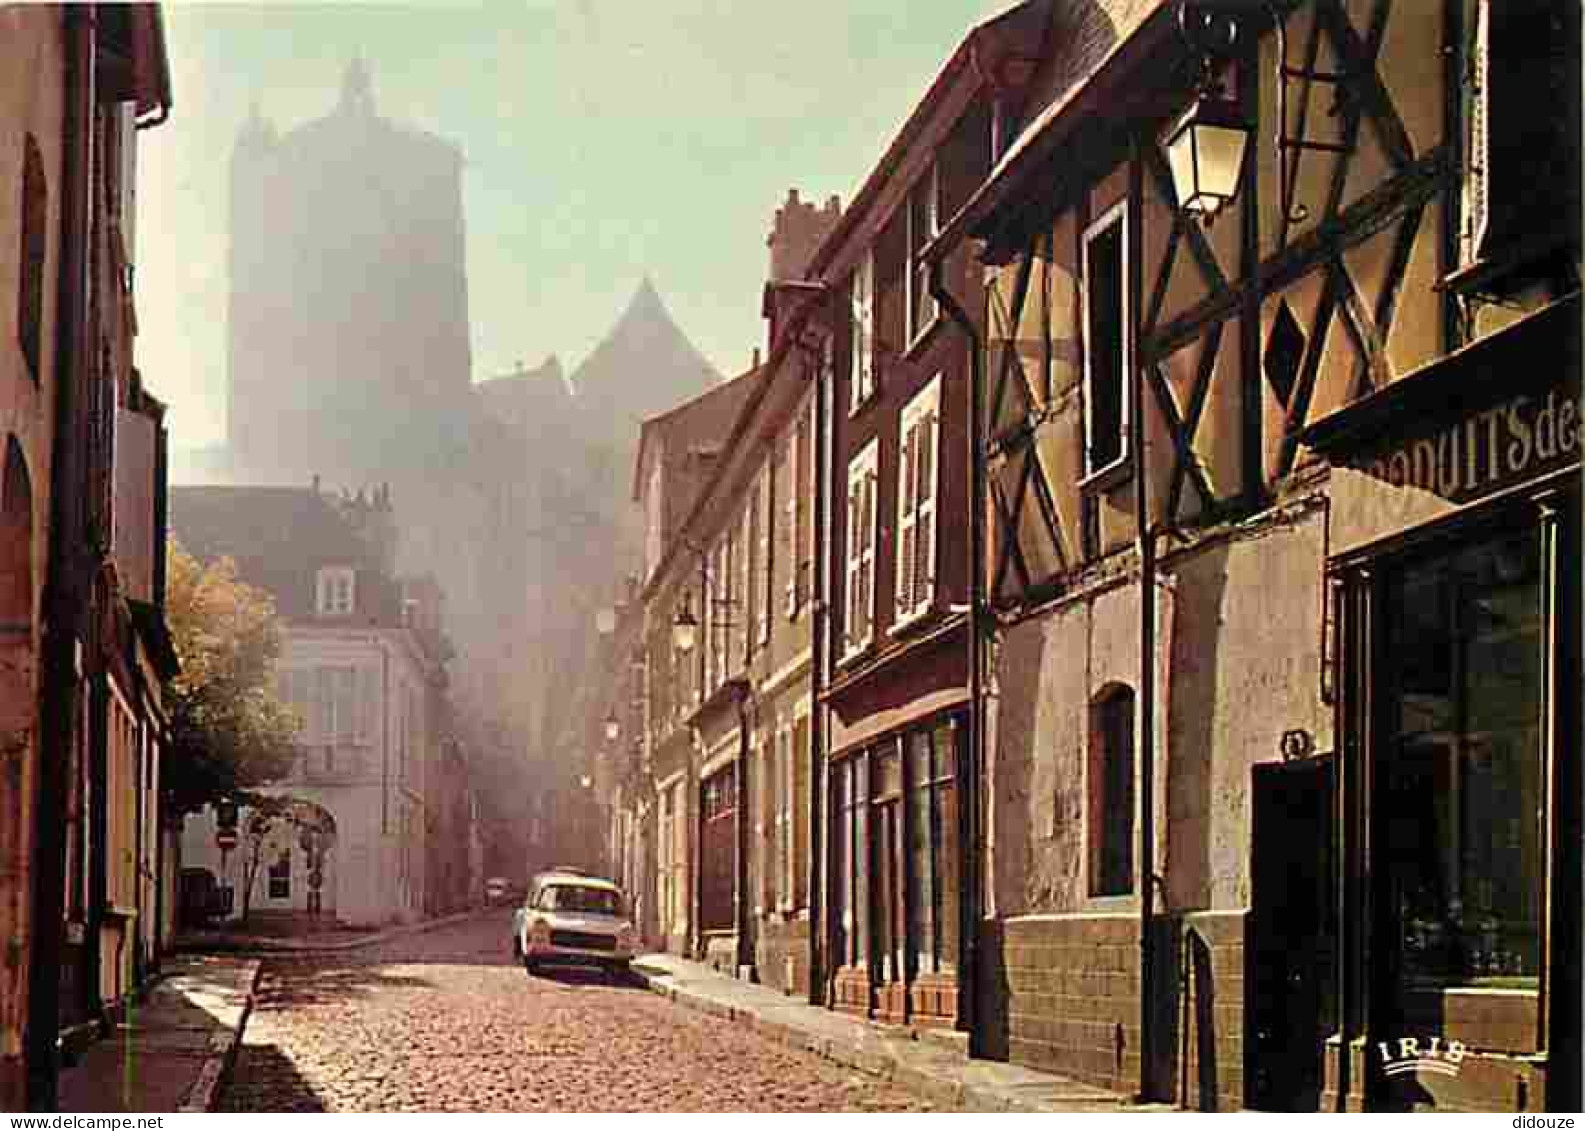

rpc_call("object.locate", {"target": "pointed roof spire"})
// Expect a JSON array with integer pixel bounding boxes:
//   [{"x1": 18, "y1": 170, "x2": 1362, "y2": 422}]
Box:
[
  {"x1": 237, "y1": 97, "x2": 277, "y2": 148},
  {"x1": 341, "y1": 56, "x2": 375, "y2": 114}
]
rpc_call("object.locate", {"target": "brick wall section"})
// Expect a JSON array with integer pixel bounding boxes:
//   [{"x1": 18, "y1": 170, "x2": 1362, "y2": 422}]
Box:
[
  {"x1": 992, "y1": 914, "x2": 1143, "y2": 1094},
  {"x1": 1178, "y1": 911, "x2": 1245, "y2": 1111},
  {"x1": 980, "y1": 911, "x2": 1246, "y2": 1106}
]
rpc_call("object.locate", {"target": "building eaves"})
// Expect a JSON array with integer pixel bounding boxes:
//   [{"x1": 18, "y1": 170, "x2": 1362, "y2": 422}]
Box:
[
  {"x1": 804, "y1": 0, "x2": 1051, "y2": 283},
  {"x1": 629, "y1": 366, "x2": 762, "y2": 503},
  {"x1": 929, "y1": 1, "x2": 1174, "y2": 260},
  {"x1": 640, "y1": 286, "x2": 830, "y2": 606}
]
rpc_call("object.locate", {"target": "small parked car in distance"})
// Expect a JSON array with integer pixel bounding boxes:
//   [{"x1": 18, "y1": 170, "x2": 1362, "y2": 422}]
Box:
[
  {"x1": 512, "y1": 873, "x2": 635, "y2": 977},
  {"x1": 485, "y1": 876, "x2": 513, "y2": 906}
]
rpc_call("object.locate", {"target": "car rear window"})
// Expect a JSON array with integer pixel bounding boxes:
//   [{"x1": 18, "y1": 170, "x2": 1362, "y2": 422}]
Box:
[{"x1": 537, "y1": 884, "x2": 623, "y2": 916}]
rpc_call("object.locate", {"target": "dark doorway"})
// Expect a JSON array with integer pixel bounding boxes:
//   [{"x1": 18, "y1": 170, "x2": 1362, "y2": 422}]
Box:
[{"x1": 1247, "y1": 755, "x2": 1336, "y2": 1111}]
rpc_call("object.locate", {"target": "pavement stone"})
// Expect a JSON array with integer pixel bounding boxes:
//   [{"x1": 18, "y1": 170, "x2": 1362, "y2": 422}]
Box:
[
  {"x1": 56, "y1": 954, "x2": 262, "y2": 1113},
  {"x1": 630, "y1": 951, "x2": 1175, "y2": 1113},
  {"x1": 217, "y1": 911, "x2": 946, "y2": 1111}
]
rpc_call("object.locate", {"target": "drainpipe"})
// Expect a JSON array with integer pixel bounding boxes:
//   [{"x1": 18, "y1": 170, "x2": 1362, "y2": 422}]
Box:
[
  {"x1": 929, "y1": 255, "x2": 983, "y2": 1041},
  {"x1": 1129, "y1": 137, "x2": 1158, "y2": 1104},
  {"x1": 733, "y1": 682, "x2": 753, "y2": 975},
  {"x1": 27, "y1": 5, "x2": 95, "y2": 1108},
  {"x1": 806, "y1": 337, "x2": 830, "y2": 1006}
]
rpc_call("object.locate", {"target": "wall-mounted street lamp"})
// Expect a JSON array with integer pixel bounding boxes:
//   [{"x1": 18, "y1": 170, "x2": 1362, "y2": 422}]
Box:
[
  {"x1": 672, "y1": 603, "x2": 700, "y2": 653},
  {"x1": 1167, "y1": 2, "x2": 1353, "y2": 226},
  {"x1": 603, "y1": 709, "x2": 621, "y2": 742},
  {"x1": 1164, "y1": 4, "x2": 1249, "y2": 225}
]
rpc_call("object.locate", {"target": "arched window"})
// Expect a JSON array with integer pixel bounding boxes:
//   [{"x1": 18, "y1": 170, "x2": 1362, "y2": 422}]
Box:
[
  {"x1": 17, "y1": 135, "x2": 46, "y2": 381},
  {"x1": 1089, "y1": 684, "x2": 1135, "y2": 897}
]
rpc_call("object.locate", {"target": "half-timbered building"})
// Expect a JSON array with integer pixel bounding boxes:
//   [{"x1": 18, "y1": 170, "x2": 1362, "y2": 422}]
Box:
[{"x1": 937, "y1": 0, "x2": 1579, "y2": 1113}]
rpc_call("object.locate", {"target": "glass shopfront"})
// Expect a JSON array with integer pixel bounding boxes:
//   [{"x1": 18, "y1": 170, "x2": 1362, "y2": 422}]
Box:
[
  {"x1": 828, "y1": 714, "x2": 962, "y2": 1006},
  {"x1": 1334, "y1": 490, "x2": 1579, "y2": 1110},
  {"x1": 1377, "y1": 525, "x2": 1545, "y2": 1023}
]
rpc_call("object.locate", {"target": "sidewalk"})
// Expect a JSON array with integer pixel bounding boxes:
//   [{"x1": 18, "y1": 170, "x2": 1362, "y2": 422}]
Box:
[
  {"x1": 55, "y1": 954, "x2": 261, "y2": 1113},
  {"x1": 177, "y1": 906, "x2": 483, "y2": 954},
  {"x1": 631, "y1": 953, "x2": 1175, "y2": 1113},
  {"x1": 56, "y1": 910, "x2": 486, "y2": 1112}
]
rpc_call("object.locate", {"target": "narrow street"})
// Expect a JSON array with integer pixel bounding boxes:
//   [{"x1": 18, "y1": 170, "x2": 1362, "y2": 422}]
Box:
[{"x1": 220, "y1": 913, "x2": 945, "y2": 1112}]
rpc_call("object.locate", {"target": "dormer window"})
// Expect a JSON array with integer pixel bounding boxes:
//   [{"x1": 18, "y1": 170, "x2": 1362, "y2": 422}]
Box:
[{"x1": 316, "y1": 566, "x2": 355, "y2": 615}]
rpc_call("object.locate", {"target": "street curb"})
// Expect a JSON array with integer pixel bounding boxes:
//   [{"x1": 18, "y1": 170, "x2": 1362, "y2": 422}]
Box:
[
  {"x1": 630, "y1": 967, "x2": 1149, "y2": 1113},
  {"x1": 177, "y1": 958, "x2": 263, "y2": 1113},
  {"x1": 180, "y1": 908, "x2": 486, "y2": 957}
]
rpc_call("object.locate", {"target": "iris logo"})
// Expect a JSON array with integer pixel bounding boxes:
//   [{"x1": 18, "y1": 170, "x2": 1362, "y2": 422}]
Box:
[{"x1": 1377, "y1": 1036, "x2": 1469, "y2": 1078}]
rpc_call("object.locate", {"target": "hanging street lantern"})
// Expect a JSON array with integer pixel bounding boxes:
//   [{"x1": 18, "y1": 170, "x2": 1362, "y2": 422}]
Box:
[{"x1": 1164, "y1": 90, "x2": 1251, "y2": 225}]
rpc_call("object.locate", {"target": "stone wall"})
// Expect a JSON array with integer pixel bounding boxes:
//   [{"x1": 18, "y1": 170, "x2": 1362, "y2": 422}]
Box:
[{"x1": 754, "y1": 916, "x2": 810, "y2": 998}]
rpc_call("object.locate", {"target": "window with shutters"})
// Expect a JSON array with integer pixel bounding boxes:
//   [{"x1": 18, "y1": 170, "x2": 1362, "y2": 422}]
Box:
[
  {"x1": 895, "y1": 376, "x2": 941, "y2": 626},
  {"x1": 758, "y1": 466, "x2": 773, "y2": 645},
  {"x1": 843, "y1": 440, "x2": 879, "y2": 659},
  {"x1": 907, "y1": 164, "x2": 941, "y2": 345},
  {"x1": 785, "y1": 400, "x2": 813, "y2": 619},
  {"x1": 741, "y1": 498, "x2": 756, "y2": 663},
  {"x1": 789, "y1": 712, "x2": 809, "y2": 908},
  {"x1": 849, "y1": 253, "x2": 876, "y2": 413},
  {"x1": 760, "y1": 731, "x2": 777, "y2": 913}
]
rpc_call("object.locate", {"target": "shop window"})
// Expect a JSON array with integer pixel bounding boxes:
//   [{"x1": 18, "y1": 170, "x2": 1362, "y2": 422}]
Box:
[
  {"x1": 907, "y1": 722, "x2": 959, "y2": 975},
  {"x1": 831, "y1": 755, "x2": 869, "y2": 968},
  {"x1": 1089, "y1": 684, "x2": 1136, "y2": 897},
  {"x1": 1082, "y1": 203, "x2": 1129, "y2": 477},
  {"x1": 1382, "y1": 528, "x2": 1543, "y2": 993}
]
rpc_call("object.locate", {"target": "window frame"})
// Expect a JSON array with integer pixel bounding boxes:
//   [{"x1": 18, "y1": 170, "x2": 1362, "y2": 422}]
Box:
[
  {"x1": 842, "y1": 439, "x2": 880, "y2": 661},
  {"x1": 894, "y1": 374, "x2": 942, "y2": 628},
  {"x1": 316, "y1": 565, "x2": 356, "y2": 616},
  {"x1": 1079, "y1": 200, "x2": 1132, "y2": 483},
  {"x1": 18, "y1": 134, "x2": 47, "y2": 383},
  {"x1": 1088, "y1": 684, "x2": 1137, "y2": 899},
  {"x1": 849, "y1": 252, "x2": 877, "y2": 415},
  {"x1": 906, "y1": 162, "x2": 942, "y2": 349}
]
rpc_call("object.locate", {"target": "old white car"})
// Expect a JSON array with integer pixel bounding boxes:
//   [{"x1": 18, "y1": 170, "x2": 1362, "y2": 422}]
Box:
[{"x1": 511, "y1": 873, "x2": 635, "y2": 977}]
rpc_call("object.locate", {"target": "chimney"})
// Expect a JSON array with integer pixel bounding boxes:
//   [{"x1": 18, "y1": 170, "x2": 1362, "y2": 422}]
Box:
[
  {"x1": 764, "y1": 188, "x2": 842, "y2": 354},
  {"x1": 767, "y1": 187, "x2": 841, "y2": 284}
]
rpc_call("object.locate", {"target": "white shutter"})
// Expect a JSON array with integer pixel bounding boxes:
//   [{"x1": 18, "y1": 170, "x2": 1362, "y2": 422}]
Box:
[
  {"x1": 861, "y1": 466, "x2": 877, "y2": 642},
  {"x1": 759, "y1": 468, "x2": 773, "y2": 643},
  {"x1": 850, "y1": 255, "x2": 874, "y2": 412},
  {"x1": 915, "y1": 395, "x2": 939, "y2": 611},
  {"x1": 784, "y1": 430, "x2": 799, "y2": 617},
  {"x1": 741, "y1": 504, "x2": 753, "y2": 663},
  {"x1": 844, "y1": 476, "x2": 861, "y2": 652},
  {"x1": 897, "y1": 418, "x2": 918, "y2": 620}
]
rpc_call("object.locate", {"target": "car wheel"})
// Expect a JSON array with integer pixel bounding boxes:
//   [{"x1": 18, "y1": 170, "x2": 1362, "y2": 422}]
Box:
[
  {"x1": 522, "y1": 952, "x2": 537, "y2": 975},
  {"x1": 606, "y1": 959, "x2": 630, "y2": 983},
  {"x1": 511, "y1": 934, "x2": 521, "y2": 958}
]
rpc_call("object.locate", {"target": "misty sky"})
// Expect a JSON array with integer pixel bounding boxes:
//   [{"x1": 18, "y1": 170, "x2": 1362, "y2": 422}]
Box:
[{"x1": 134, "y1": 1, "x2": 1013, "y2": 452}]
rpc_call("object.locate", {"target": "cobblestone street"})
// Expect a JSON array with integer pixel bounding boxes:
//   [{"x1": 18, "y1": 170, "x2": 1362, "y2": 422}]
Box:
[{"x1": 220, "y1": 913, "x2": 946, "y2": 1111}]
